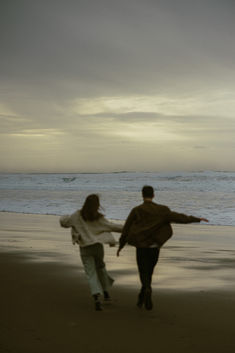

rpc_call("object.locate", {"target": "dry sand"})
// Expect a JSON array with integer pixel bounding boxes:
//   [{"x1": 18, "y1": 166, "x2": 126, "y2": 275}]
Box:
[{"x1": 1, "y1": 212, "x2": 235, "y2": 353}]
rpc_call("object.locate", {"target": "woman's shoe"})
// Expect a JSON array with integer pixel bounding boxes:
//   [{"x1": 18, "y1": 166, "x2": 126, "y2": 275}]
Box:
[
  {"x1": 93, "y1": 293, "x2": 102, "y2": 311},
  {"x1": 95, "y1": 301, "x2": 102, "y2": 311},
  {"x1": 103, "y1": 291, "x2": 112, "y2": 302}
]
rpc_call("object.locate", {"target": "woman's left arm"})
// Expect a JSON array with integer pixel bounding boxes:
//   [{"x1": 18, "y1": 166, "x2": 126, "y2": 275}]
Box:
[{"x1": 101, "y1": 218, "x2": 123, "y2": 232}]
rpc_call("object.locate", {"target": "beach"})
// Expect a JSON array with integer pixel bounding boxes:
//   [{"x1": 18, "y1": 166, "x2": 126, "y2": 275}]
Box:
[{"x1": 1, "y1": 212, "x2": 235, "y2": 353}]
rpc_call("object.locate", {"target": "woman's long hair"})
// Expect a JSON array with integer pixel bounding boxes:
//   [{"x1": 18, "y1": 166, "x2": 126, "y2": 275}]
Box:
[{"x1": 80, "y1": 194, "x2": 103, "y2": 221}]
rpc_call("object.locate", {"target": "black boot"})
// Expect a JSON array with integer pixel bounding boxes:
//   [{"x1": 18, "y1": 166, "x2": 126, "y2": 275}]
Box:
[
  {"x1": 136, "y1": 287, "x2": 145, "y2": 308},
  {"x1": 144, "y1": 288, "x2": 153, "y2": 310}
]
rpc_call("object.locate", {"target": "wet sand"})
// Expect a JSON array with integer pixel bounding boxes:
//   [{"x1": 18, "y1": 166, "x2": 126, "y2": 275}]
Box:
[{"x1": 1, "y1": 212, "x2": 235, "y2": 353}]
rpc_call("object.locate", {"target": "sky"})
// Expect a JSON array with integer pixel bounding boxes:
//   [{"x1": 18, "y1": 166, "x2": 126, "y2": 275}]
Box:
[{"x1": 1, "y1": 0, "x2": 235, "y2": 173}]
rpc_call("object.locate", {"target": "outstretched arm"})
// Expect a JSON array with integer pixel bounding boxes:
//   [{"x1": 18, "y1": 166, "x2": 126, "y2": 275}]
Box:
[
  {"x1": 167, "y1": 209, "x2": 209, "y2": 224},
  {"x1": 100, "y1": 218, "x2": 123, "y2": 233}
]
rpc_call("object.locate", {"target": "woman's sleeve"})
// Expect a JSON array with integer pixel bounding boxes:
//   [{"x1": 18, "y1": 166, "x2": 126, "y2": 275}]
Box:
[
  {"x1": 59, "y1": 215, "x2": 73, "y2": 228},
  {"x1": 101, "y1": 218, "x2": 123, "y2": 232}
]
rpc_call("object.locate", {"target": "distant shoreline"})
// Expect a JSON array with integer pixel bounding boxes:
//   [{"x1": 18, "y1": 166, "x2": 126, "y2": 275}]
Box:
[{"x1": 1, "y1": 169, "x2": 235, "y2": 174}]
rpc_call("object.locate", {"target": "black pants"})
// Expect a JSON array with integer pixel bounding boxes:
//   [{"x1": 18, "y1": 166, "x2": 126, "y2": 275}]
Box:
[{"x1": 136, "y1": 247, "x2": 160, "y2": 290}]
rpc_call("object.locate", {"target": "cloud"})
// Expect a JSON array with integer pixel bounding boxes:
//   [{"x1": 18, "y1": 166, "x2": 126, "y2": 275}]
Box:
[
  {"x1": 1, "y1": 91, "x2": 235, "y2": 147},
  {"x1": 69, "y1": 91, "x2": 235, "y2": 117},
  {"x1": 1, "y1": 0, "x2": 235, "y2": 97},
  {"x1": 0, "y1": 0, "x2": 235, "y2": 171}
]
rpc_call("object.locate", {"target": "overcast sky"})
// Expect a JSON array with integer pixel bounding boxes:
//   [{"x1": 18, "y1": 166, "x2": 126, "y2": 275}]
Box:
[{"x1": 1, "y1": 0, "x2": 235, "y2": 172}]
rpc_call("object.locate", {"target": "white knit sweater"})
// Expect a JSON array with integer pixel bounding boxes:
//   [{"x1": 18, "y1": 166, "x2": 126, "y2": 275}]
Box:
[{"x1": 60, "y1": 210, "x2": 123, "y2": 247}]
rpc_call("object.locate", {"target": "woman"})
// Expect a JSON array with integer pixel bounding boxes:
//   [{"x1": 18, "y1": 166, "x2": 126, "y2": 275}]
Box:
[{"x1": 60, "y1": 194, "x2": 123, "y2": 311}]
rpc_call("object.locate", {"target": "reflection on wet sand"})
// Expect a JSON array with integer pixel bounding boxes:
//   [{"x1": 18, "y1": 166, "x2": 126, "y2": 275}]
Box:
[{"x1": 1, "y1": 213, "x2": 235, "y2": 292}]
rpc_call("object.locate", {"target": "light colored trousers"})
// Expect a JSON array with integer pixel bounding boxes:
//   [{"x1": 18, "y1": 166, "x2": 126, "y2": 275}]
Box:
[{"x1": 79, "y1": 243, "x2": 114, "y2": 296}]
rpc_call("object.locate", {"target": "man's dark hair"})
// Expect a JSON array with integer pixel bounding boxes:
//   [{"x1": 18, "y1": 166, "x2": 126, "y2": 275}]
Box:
[{"x1": 142, "y1": 185, "x2": 154, "y2": 198}]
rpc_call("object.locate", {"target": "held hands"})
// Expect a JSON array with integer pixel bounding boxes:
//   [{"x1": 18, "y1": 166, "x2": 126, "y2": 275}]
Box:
[{"x1": 200, "y1": 218, "x2": 209, "y2": 222}]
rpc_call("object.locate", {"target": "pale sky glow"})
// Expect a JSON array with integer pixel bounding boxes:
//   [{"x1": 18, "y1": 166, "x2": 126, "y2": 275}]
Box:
[
  {"x1": 70, "y1": 91, "x2": 235, "y2": 117},
  {"x1": 112, "y1": 124, "x2": 183, "y2": 142},
  {"x1": 1, "y1": 0, "x2": 235, "y2": 172},
  {"x1": 8, "y1": 129, "x2": 65, "y2": 138}
]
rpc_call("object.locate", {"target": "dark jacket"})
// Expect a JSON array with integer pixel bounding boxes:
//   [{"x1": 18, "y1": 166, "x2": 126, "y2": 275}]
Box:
[{"x1": 119, "y1": 201, "x2": 200, "y2": 249}]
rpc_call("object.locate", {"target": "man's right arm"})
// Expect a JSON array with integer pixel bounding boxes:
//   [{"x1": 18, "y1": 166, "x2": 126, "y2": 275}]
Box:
[{"x1": 117, "y1": 208, "x2": 136, "y2": 256}]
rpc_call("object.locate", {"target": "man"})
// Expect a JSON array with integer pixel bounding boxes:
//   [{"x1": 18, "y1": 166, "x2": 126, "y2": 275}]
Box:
[{"x1": 117, "y1": 185, "x2": 208, "y2": 310}]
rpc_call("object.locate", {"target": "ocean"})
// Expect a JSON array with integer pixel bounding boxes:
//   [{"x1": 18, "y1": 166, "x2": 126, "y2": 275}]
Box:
[{"x1": 0, "y1": 171, "x2": 235, "y2": 226}]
